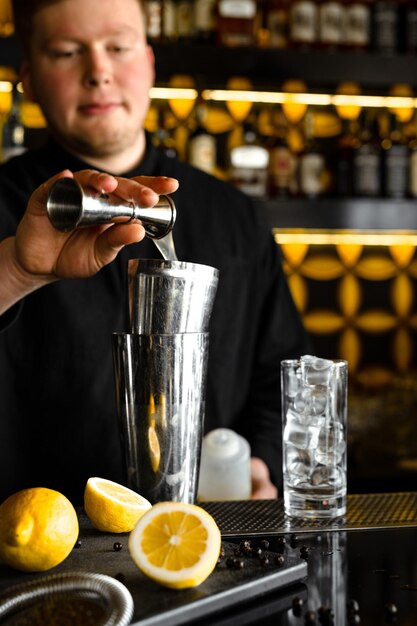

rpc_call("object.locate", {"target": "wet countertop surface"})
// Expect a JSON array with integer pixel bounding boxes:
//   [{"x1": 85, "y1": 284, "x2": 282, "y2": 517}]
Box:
[{"x1": 0, "y1": 503, "x2": 417, "y2": 625}]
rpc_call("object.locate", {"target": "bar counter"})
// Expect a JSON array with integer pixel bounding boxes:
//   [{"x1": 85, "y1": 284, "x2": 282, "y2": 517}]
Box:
[{"x1": 0, "y1": 494, "x2": 417, "y2": 625}]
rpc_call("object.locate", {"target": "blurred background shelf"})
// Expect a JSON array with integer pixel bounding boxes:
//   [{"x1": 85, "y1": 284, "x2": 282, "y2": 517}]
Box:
[{"x1": 260, "y1": 197, "x2": 417, "y2": 231}]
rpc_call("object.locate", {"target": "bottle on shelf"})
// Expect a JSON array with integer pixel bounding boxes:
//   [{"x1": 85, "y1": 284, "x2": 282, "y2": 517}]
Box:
[
  {"x1": 187, "y1": 101, "x2": 217, "y2": 175},
  {"x1": 343, "y1": 0, "x2": 371, "y2": 51},
  {"x1": 264, "y1": 0, "x2": 290, "y2": 48},
  {"x1": 1, "y1": 83, "x2": 26, "y2": 163},
  {"x1": 176, "y1": 0, "x2": 196, "y2": 41},
  {"x1": 289, "y1": 0, "x2": 319, "y2": 49},
  {"x1": 298, "y1": 110, "x2": 326, "y2": 198},
  {"x1": 408, "y1": 111, "x2": 417, "y2": 197},
  {"x1": 194, "y1": 0, "x2": 217, "y2": 42},
  {"x1": 160, "y1": 0, "x2": 177, "y2": 41},
  {"x1": 383, "y1": 111, "x2": 409, "y2": 199},
  {"x1": 401, "y1": 0, "x2": 417, "y2": 54},
  {"x1": 216, "y1": 0, "x2": 258, "y2": 47},
  {"x1": 335, "y1": 117, "x2": 360, "y2": 197},
  {"x1": 144, "y1": 0, "x2": 163, "y2": 41},
  {"x1": 229, "y1": 111, "x2": 269, "y2": 198},
  {"x1": 152, "y1": 108, "x2": 178, "y2": 159},
  {"x1": 318, "y1": 0, "x2": 346, "y2": 50},
  {"x1": 372, "y1": 0, "x2": 399, "y2": 55},
  {"x1": 352, "y1": 108, "x2": 382, "y2": 197},
  {"x1": 267, "y1": 108, "x2": 296, "y2": 197}
]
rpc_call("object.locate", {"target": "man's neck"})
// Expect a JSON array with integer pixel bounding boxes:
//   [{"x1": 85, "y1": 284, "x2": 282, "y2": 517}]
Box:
[{"x1": 58, "y1": 132, "x2": 147, "y2": 175}]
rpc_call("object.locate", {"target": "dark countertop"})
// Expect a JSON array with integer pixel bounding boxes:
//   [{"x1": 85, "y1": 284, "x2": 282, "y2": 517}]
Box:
[{"x1": 0, "y1": 501, "x2": 417, "y2": 625}]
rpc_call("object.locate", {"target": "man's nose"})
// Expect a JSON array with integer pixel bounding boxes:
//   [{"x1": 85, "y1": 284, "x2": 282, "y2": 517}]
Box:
[{"x1": 83, "y1": 49, "x2": 112, "y2": 88}]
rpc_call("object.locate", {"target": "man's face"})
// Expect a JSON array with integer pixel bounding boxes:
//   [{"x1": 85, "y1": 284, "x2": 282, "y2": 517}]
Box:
[{"x1": 21, "y1": 0, "x2": 155, "y2": 165}]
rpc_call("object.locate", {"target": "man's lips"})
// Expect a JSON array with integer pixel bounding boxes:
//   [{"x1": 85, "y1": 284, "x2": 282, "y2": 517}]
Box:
[{"x1": 79, "y1": 102, "x2": 120, "y2": 115}]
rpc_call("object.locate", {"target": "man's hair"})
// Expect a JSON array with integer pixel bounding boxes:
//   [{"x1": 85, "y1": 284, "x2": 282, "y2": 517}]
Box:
[{"x1": 11, "y1": 0, "x2": 146, "y2": 55}]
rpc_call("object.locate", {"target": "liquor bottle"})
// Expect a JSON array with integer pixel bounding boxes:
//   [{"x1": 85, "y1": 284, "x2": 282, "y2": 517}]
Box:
[
  {"x1": 402, "y1": 0, "x2": 417, "y2": 54},
  {"x1": 352, "y1": 109, "x2": 382, "y2": 197},
  {"x1": 176, "y1": 0, "x2": 195, "y2": 41},
  {"x1": 383, "y1": 112, "x2": 408, "y2": 198},
  {"x1": 162, "y1": 0, "x2": 177, "y2": 41},
  {"x1": 267, "y1": 110, "x2": 296, "y2": 197},
  {"x1": 1, "y1": 84, "x2": 26, "y2": 163},
  {"x1": 144, "y1": 0, "x2": 163, "y2": 41},
  {"x1": 152, "y1": 108, "x2": 178, "y2": 159},
  {"x1": 343, "y1": 0, "x2": 371, "y2": 50},
  {"x1": 372, "y1": 1, "x2": 399, "y2": 54},
  {"x1": 188, "y1": 102, "x2": 217, "y2": 174},
  {"x1": 217, "y1": 0, "x2": 258, "y2": 47},
  {"x1": 229, "y1": 112, "x2": 269, "y2": 198},
  {"x1": 264, "y1": 0, "x2": 290, "y2": 48},
  {"x1": 335, "y1": 117, "x2": 360, "y2": 197},
  {"x1": 194, "y1": 0, "x2": 217, "y2": 42},
  {"x1": 289, "y1": 0, "x2": 318, "y2": 48},
  {"x1": 318, "y1": 0, "x2": 345, "y2": 50},
  {"x1": 408, "y1": 112, "x2": 417, "y2": 197},
  {"x1": 298, "y1": 111, "x2": 325, "y2": 198}
]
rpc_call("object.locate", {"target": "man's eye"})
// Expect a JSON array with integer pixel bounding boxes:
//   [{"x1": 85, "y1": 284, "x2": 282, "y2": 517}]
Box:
[
  {"x1": 109, "y1": 44, "x2": 131, "y2": 53},
  {"x1": 49, "y1": 49, "x2": 80, "y2": 59}
]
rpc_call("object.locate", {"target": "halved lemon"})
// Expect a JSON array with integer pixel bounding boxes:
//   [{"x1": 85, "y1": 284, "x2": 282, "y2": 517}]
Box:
[
  {"x1": 84, "y1": 477, "x2": 152, "y2": 533},
  {"x1": 128, "y1": 501, "x2": 221, "y2": 589}
]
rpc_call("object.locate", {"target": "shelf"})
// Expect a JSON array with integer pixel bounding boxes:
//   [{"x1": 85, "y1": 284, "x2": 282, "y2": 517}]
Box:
[
  {"x1": 152, "y1": 43, "x2": 417, "y2": 91},
  {"x1": 2, "y1": 37, "x2": 417, "y2": 91},
  {"x1": 259, "y1": 197, "x2": 417, "y2": 232}
]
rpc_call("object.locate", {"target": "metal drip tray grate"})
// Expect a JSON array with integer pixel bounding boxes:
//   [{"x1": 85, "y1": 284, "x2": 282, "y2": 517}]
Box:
[{"x1": 201, "y1": 492, "x2": 417, "y2": 537}]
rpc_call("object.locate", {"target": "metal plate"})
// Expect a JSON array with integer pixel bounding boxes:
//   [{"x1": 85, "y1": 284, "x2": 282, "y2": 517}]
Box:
[{"x1": 201, "y1": 492, "x2": 417, "y2": 537}]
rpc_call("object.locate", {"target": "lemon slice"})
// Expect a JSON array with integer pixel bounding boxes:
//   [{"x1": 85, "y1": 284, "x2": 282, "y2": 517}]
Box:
[
  {"x1": 128, "y1": 501, "x2": 221, "y2": 589},
  {"x1": 84, "y1": 477, "x2": 152, "y2": 533}
]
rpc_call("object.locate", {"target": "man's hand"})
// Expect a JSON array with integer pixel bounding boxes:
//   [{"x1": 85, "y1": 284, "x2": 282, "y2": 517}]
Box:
[
  {"x1": 250, "y1": 457, "x2": 278, "y2": 499},
  {"x1": 15, "y1": 169, "x2": 179, "y2": 279},
  {"x1": 0, "y1": 169, "x2": 179, "y2": 315}
]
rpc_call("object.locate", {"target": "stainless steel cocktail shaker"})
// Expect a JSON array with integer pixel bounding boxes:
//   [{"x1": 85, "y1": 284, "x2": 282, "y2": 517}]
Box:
[{"x1": 113, "y1": 259, "x2": 219, "y2": 505}]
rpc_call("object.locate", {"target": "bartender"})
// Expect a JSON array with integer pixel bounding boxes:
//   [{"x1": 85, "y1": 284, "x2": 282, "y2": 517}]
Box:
[{"x1": 0, "y1": 0, "x2": 310, "y2": 504}]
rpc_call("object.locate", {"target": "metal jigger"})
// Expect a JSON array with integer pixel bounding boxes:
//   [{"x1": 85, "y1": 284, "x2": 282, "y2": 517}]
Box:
[{"x1": 46, "y1": 177, "x2": 176, "y2": 239}]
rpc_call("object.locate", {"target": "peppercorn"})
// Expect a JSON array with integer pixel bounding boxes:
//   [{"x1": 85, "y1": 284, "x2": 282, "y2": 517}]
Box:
[
  {"x1": 226, "y1": 556, "x2": 236, "y2": 569},
  {"x1": 259, "y1": 555, "x2": 270, "y2": 567},
  {"x1": 292, "y1": 596, "x2": 304, "y2": 616},
  {"x1": 74, "y1": 539, "x2": 82, "y2": 549},
  {"x1": 251, "y1": 546, "x2": 263, "y2": 558},
  {"x1": 114, "y1": 572, "x2": 126, "y2": 584},
  {"x1": 347, "y1": 599, "x2": 360, "y2": 614},
  {"x1": 304, "y1": 610, "x2": 317, "y2": 625},
  {"x1": 384, "y1": 602, "x2": 398, "y2": 622},
  {"x1": 348, "y1": 613, "x2": 361, "y2": 625},
  {"x1": 300, "y1": 545, "x2": 310, "y2": 560},
  {"x1": 275, "y1": 553, "x2": 285, "y2": 566},
  {"x1": 113, "y1": 542, "x2": 122, "y2": 552},
  {"x1": 260, "y1": 539, "x2": 270, "y2": 550}
]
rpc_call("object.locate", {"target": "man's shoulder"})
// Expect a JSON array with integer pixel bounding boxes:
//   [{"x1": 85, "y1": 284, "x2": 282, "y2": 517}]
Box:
[{"x1": 0, "y1": 144, "x2": 57, "y2": 190}]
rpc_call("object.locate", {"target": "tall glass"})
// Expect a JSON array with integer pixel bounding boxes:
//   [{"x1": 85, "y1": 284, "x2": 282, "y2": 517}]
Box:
[{"x1": 281, "y1": 356, "x2": 347, "y2": 519}]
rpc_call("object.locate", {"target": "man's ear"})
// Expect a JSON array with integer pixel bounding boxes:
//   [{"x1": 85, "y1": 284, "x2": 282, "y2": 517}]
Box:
[{"x1": 20, "y1": 61, "x2": 36, "y2": 102}]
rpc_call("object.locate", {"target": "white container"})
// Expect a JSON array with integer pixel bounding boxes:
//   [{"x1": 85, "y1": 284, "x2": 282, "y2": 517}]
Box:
[{"x1": 197, "y1": 428, "x2": 251, "y2": 501}]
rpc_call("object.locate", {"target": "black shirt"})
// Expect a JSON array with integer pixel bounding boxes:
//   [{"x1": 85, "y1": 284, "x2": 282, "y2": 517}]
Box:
[{"x1": 0, "y1": 135, "x2": 310, "y2": 504}]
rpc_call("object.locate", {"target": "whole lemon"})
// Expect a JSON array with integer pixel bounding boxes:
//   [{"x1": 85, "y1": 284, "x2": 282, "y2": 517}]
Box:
[{"x1": 0, "y1": 487, "x2": 79, "y2": 572}]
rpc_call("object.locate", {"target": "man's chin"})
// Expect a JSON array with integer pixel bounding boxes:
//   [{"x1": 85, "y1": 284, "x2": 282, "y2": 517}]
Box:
[{"x1": 63, "y1": 133, "x2": 130, "y2": 159}]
